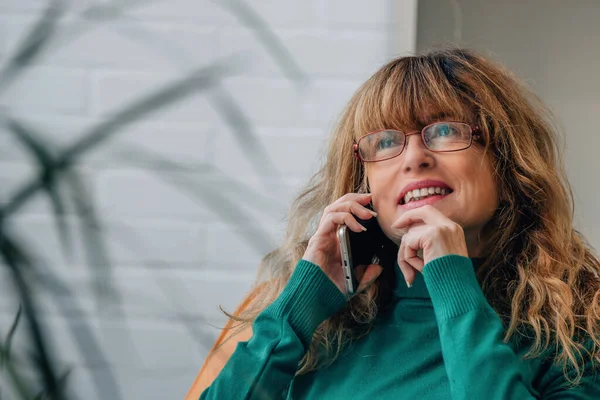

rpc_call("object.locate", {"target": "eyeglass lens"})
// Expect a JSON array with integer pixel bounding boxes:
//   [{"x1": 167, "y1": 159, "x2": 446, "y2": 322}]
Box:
[{"x1": 358, "y1": 122, "x2": 472, "y2": 162}]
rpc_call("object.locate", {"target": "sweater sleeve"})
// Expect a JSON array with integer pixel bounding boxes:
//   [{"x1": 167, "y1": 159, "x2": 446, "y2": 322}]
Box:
[
  {"x1": 199, "y1": 259, "x2": 347, "y2": 400},
  {"x1": 422, "y1": 255, "x2": 600, "y2": 400}
]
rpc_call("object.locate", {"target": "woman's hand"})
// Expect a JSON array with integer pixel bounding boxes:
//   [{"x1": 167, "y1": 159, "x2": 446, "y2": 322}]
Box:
[
  {"x1": 392, "y1": 205, "x2": 468, "y2": 287},
  {"x1": 302, "y1": 193, "x2": 383, "y2": 296}
]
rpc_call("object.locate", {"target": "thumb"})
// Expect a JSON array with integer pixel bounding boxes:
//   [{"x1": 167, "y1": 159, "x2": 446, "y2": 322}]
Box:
[{"x1": 356, "y1": 264, "x2": 383, "y2": 294}]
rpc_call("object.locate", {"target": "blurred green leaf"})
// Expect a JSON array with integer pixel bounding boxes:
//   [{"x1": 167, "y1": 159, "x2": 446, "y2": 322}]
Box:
[
  {"x1": 1, "y1": 305, "x2": 22, "y2": 369},
  {"x1": 0, "y1": 342, "x2": 34, "y2": 399},
  {"x1": 0, "y1": 0, "x2": 66, "y2": 94},
  {"x1": 36, "y1": 272, "x2": 125, "y2": 400},
  {"x1": 145, "y1": 177, "x2": 276, "y2": 253},
  {"x1": 113, "y1": 145, "x2": 279, "y2": 253},
  {"x1": 33, "y1": 367, "x2": 72, "y2": 400},
  {"x1": 65, "y1": 170, "x2": 142, "y2": 387},
  {"x1": 0, "y1": 1, "x2": 311, "y2": 398},
  {"x1": 2, "y1": 59, "x2": 239, "y2": 219},
  {"x1": 209, "y1": 84, "x2": 283, "y2": 186},
  {"x1": 0, "y1": 0, "x2": 160, "y2": 94},
  {"x1": 217, "y1": 0, "x2": 307, "y2": 85},
  {"x1": 64, "y1": 171, "x2": 114, "y2": 303},
  {"x1": 5, "y1": 118, "x2": 123, "y2": 309},
  {"x1": 1, "y1": 232, "x2": 123, "y2": 400},
  {"x1": 3, "y1": 119, "x2": 129, "y2": 400},
  {"x1": 62, "y1": 59, "x2": 239, "y2": 163},
  {"x1": 0, "y1": 232, "x2": 67, "y2": 400},
  {"x1": 114, "y1": 143, "x2": 285, "y2": 214},
  {"x1": 4, "y1": 117, "x2": 73, "y2": 259},
  {"x1": 109, "y1": 224, "x2": 222, "y2": 353},
  {"x1": 81, "y1": 0, "x2": 160, "y2": 21}
]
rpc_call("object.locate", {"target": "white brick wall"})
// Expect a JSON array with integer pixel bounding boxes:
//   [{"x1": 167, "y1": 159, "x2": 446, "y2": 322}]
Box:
[{"x1": 0, "y1": 1, "x2": 416, "y2": 398}]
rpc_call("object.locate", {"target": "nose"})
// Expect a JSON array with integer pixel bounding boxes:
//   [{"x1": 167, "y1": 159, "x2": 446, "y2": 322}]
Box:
[{"x1": 399, "y1": 132, "x2": 435, "y2": 172}]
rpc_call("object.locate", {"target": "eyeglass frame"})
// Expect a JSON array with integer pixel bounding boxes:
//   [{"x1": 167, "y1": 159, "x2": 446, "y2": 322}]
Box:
[{"x1": 352, "y1": 121, "x2": 483, "y2": 163}]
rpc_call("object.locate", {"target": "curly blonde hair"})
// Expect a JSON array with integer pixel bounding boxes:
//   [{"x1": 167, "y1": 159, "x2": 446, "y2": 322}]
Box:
[{"x1": 220, "y1": 48, "x2": 600, "y2": 383}]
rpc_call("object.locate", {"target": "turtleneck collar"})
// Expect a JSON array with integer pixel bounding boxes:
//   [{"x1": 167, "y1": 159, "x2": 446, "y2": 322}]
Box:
[{"x1": 393, "y1": 257, "x2": 486, "y2": 299}]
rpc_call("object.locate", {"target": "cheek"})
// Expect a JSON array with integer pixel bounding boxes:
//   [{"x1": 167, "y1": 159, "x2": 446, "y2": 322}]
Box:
[
  {"x1": 472, "y1": 161, "x2": 500, "y2": 217},
  {"x1": 366, "y1": 166, "x2": 396, "y2": 205},
  {"x1": 476, "y1": 187, "x2": 499, "y2": 217},
  {"x1": 367, "y1": 168, "x2": 403, "y2": 242}
]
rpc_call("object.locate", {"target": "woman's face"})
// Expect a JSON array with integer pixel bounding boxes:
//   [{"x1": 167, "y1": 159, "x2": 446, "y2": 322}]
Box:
[{"x1": 366, "y1": 118, "x2": 499, "y2": 256}]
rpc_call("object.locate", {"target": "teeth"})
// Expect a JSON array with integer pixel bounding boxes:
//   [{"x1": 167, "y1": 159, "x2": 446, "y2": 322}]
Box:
[{"x1": 403, "y1": 187, "x2": 450, "y2": 204}]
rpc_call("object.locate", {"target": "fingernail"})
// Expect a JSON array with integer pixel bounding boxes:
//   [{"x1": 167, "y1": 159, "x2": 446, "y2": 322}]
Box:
[
  {"x1": 405, "y1": 280, "x2": 412, "y2": 288},
  {"x1": 359, "y1": 224, "x2": 367, "y2": 231},
  {"x1": 369, "y1": 210, "x2": 378, "y2": 217}
]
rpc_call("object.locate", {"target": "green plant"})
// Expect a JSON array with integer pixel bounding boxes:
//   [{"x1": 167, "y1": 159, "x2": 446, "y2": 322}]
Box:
[{"x1": 0, "y1": 0, "x2": 306, "y2": 398}]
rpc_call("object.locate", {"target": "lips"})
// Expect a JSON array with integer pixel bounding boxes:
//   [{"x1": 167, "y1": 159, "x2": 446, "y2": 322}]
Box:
[{"x1": 398, "y1": 180, "x2": 453, "y2": 205}]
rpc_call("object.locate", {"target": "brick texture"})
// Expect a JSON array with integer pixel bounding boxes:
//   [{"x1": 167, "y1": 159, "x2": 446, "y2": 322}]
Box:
[{"x1": 0, "y1": 1, "x2": 416, "y2": 398}]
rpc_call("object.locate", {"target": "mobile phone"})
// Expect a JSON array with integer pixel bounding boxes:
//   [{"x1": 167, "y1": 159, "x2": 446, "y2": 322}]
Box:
[{"x1": 337, "y1": 215, "x2": 399, "y2": 295}]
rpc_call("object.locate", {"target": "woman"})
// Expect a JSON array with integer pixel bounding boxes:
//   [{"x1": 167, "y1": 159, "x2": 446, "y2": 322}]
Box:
[{"x1": 186, "y1": 48, "x2": 600, "y2": 399}]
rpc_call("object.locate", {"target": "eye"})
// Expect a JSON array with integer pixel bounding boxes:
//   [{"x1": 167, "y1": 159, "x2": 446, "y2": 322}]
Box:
[
  {"x1": 377, "y1": 137, "x2": 396, "y2": 150},
  {"x1": 432, "y1": 123, "x2": 457, "y2": 137},
  {"x1": 359, "y1": 130, "x2": 404, "y2": 161},
  {"x1": 374, "y1": 131, "x2": 403, "y2": 151}
]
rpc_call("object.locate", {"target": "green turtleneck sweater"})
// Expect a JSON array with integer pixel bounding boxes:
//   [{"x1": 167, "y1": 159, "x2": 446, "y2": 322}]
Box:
[{"x1": 199, "y1": 255, "x2": 599, "y2": 399}]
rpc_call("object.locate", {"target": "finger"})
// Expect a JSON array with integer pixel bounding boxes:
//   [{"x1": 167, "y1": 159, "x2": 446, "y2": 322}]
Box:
[
  {"x1": 339, "y1": 192, "x2": 373, "y2": 203},
  {"x1": 356, "y1": 264, "x2": 383, "y2": 293},
  {"x1": 402, "y1": 230, "x2": 425, "y2": 272},
  {"x1": 392, "y1": 205, "x2": 446, "y2": 229},
  {"x1": 334, "y1": 192, "x2": 372, "y2": 209},
  {"x1": 404, "y1": 241, "x2": 425, "y2": 272},
  {"x1": 354, "y1": 264, "x2": 367, "y2": 282},
  {"x1": 397, "y1": 238, "x2": 416, "y2": 287},
  {"x1": 326, "y1": 200, "x2": 377, "y2": 220},
  {"x1": 398, "y1": 260, "x2": 417, "y2": 288},
  {"x1": 321, "y1": 211, "x2": 366, "y2": 233}
]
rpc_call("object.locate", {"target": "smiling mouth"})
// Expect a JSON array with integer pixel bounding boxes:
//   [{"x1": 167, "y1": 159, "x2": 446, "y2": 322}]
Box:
[{"x1": 400, "y1": 186, "x2": 453, "y2": 205}]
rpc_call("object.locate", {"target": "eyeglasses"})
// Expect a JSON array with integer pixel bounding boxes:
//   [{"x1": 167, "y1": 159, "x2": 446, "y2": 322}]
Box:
[{"x1": 353, "y1": 121, "x2": 482, "y2": 163}]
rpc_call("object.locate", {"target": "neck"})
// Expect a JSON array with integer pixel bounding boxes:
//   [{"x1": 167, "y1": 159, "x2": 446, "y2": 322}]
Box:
[{"x1": 464, "y1": 229, "x2": 487, "y2": 258}]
